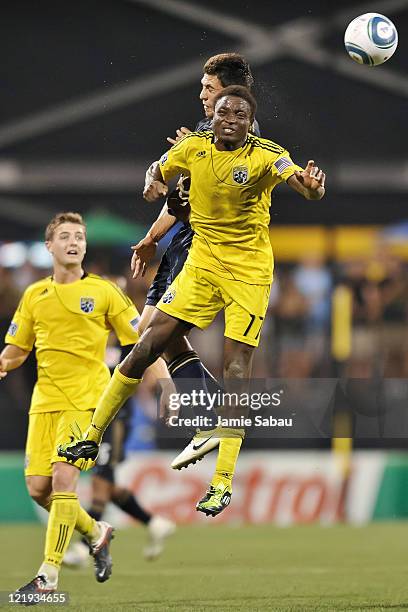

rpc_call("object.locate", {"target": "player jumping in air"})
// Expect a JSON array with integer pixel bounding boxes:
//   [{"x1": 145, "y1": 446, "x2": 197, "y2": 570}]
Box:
[
  {"x1": 58, "y1": 87, "x2": 326, "y2": 516},
  {"x1": 132, "y1": 53, "x2": 260, "y2": 469},
  {"x1": 0, "y1": 212, "x2": 170, "y2": 596}
]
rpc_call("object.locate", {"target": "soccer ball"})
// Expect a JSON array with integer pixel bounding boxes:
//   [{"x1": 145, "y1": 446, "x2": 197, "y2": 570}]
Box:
[{"x1": 344, "y1": 13, "x2": 398, "y2": 66}]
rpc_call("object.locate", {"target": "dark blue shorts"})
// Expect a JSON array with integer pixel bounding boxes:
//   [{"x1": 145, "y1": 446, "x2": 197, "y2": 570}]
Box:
[{"x1": 145, "y1": 223, "x2": 194, "y2": 306}]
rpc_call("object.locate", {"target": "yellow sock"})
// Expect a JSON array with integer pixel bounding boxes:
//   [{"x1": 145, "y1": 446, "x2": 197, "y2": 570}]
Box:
[
  {"x1": 43, "y1": 492, "x2": 79, "y2": 570},
  {"x1": 212, "y1": 428, "x2": 244, "y2": 488},
  {"x1": 87, "y1": 365, "x2": 141, "y2": 444},
  {"x1": 42, "y1": 496, "x2": 98, "y2": 540},
  {"x1": 75, "y1": 506, "x2": 99, "y2": 541}
]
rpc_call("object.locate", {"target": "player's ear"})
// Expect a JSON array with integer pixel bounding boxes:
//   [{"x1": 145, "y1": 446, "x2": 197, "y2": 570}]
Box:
[{"x1": 45, "y1": 240, "x2": 53, "y2": 254}]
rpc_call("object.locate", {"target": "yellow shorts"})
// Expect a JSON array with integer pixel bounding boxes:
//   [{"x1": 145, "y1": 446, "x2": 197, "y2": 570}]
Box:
[
  {"x1": 25, "y1": 410, "x2": 95, "y2": 477},
  {"x1": 157, "y1": 264, "x2": 271, "y2": 347}
]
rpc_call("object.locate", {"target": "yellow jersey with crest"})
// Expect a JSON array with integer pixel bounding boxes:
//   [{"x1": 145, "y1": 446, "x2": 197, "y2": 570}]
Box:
[
  {"x1": 159, "y1": 131, "x2": 302, "y2": 285},
  {"x1": 5, "y1": 273, "x2": 139, "y2": 414}
]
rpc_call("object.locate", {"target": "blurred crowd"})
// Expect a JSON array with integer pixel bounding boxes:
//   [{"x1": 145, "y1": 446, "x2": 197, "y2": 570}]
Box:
[
  {"x1": 1, "y1": 247, "x2": 407, "y2": 385},
  {"x1": 1, "y1": 243, "x2": 408, "y2": 450}
]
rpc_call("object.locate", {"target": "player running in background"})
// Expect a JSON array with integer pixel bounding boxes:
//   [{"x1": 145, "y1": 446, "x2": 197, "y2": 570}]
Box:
[
  {"x1": 64, "y1": 361, "x2": 175, "y2": 567},
  {"x1": 59, "y1": 87, "x2": 326, "y2": 516},
  {"x1": 0, "y1": 212, "x2": 169, "y2": 596},
  {"x1": 132, "y1": 53, "x2": 260, "y2": 469}
]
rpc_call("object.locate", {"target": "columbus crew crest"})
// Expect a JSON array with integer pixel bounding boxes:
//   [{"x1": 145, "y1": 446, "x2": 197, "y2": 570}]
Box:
[
  {"x1": 162, "y1": 289, "x2": 176, "y2": 304},
  {"x1": 232, "y1": 165, "x2": 249, "y2": 184},
  {"x1": 80, "y1": 297, "x2": 95, "y2": 313}
]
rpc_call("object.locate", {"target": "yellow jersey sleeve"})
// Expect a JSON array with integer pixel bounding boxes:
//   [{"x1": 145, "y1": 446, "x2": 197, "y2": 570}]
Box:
[
  {"x1": 106, "y1": 282, "x2": 140, "y2": 346},
  {"x1": 159, "y1": 134, "x2": 194, "y2": 182},
  {"x1": 5, "y1": 289, "x2": 35, "y2": 351},
  {"x1": 271, "y1": 150, "x2": 303, "y2": 183}
]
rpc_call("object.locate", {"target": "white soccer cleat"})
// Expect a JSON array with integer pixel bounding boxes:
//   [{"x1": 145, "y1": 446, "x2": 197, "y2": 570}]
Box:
[
  {"x1": 171, "y1": 432, "x2": 220, "y2": 470},
  {"x1": 143, "y1": 516, "x2": 176, "y2": 561},
  {"x1": 62, "y1": 541, "x2": 90, "y2": 568}
]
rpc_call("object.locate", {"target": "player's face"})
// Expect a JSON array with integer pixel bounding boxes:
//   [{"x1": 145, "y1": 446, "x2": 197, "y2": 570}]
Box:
[
  {"x1": 199, "y1": 74, "x2": 224, "y2": 118},
  {"x1": 46, "y1": 222, "x2": 87, "y2": 267},
  {"x1": 212, "y1": 96, "x2": 252, "y2": 147}
]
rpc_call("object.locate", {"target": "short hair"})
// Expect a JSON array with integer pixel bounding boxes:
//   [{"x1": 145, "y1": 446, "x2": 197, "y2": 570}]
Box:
[
  {"x1": 203, "y1": 53, "x2": 254, "y2": 89},
  {"x1": 212, "y1": 85, "x2": 257, "y2": 122},
  {"x1": 45, "y1": 212, "x2": 86, "y2": 241}
]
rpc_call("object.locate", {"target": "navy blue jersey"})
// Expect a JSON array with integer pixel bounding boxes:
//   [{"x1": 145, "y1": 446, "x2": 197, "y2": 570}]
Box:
[{"x1": 145, "y1": 224, "x2": 193, "y2": 305}]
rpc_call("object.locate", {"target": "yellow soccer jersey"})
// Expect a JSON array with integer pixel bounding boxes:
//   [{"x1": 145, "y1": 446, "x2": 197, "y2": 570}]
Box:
[
  {"x1": 159, "y1": 132, "x2": 303, "y2": 284},
  {"x1": 5, "y1": 273, "x2": 139, "y2": 414}
]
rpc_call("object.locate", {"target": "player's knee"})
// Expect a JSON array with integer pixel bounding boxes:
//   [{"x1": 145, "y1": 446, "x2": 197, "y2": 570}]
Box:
[
  {"x1": 124, "y1": 336, "x2": 158, "y2": 376},
  {"x1": 26, "y1": 479, "x2": 51, "y2": 507},
  {"x1": 111, "y1": 486, "x2": 129, "y2": 505},
  {"x1": 52, "y1": 461, "x2": 79, "y2": 492},
  {"x1": 133, "y1": 328, "x2": 167, "y2": 362},
  {"x1": 224, "y1": 346, "x2": 254, "y2": 379}
]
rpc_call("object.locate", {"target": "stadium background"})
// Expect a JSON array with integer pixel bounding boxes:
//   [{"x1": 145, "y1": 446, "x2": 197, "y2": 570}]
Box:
[{"x1": 1, "y1": 2, "x2": 408, "y2": 607}]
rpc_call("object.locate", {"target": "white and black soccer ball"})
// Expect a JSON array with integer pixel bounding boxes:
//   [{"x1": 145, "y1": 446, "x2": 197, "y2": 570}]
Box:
[{"x1": 344, "y1": 13, "x2": 398, "y2": 66}]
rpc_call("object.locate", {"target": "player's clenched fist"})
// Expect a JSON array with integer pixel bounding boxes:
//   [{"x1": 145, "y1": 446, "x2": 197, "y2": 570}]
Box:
[{"x1": 143, "y1": 180, "x2": 168, "y2": 202}]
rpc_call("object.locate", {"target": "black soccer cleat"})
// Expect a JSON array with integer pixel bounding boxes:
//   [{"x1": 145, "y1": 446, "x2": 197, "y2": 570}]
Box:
[
  {"x1": 57, "y1": 439, "x2": 99, "y2": 463},
  {"x1": 14, "y1": 574, "x2": 56, "y2": 605},
  {"x1": 90, "y1": 521, "x2": 115, "y2": 583}
]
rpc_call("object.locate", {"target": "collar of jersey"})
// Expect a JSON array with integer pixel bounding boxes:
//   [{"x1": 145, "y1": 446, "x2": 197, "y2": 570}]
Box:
[
  {"x1": 51, "y1": 270, "x2": 88, "y2": 284},
  {"x1": 211, "y1": 135, "x2": 249, "y2": 154}
]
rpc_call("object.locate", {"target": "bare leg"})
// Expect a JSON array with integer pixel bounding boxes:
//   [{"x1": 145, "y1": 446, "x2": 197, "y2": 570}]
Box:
[
  {"x1": 26, "y1": 475, "x2": 52, "y2": 509},
  {"x1": 121, "y1": 309, "x2": 190, "y2": 378},
  {"x1": 222, "y1": 337, "x2": 255, "y2": 418},
  {"x1": 197, "y1": 339, "x2": 256, "y2": 516}
]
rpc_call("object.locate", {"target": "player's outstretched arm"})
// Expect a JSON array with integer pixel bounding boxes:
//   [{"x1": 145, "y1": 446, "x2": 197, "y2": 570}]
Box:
[
  {"x1": 287, "y1": 160, "x2": 326, "y2": 200},
  {"x1": 0, "y1": 345, "x2": 30, "y2": 378}
]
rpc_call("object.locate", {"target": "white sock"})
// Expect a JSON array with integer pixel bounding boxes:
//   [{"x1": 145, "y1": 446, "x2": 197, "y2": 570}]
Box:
[
  {"x1": 37, "y1": 563, "x2": 59, "y2": 587},
  {"x1": 89, "y1": 521, "x2": 101, "y2": 545}
]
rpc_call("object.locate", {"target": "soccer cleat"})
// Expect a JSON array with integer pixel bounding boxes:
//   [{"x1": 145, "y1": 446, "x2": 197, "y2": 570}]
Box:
[
  {"x1": 14, "y1": 574, "x2": 56, "y2": 604},
  {"x1": 57, "y1": 439, "x2": 99, "y2": 463},
  {"x1": 90, "y1": 521, "x2": 115, "y2": 583},
  {"x1": 143, "y1": 516, "x2": 176, "y2": 561},
  {"x1": 171, "y1": 431, "x2": 220, "y2": 470},
  {"x1": 62, "y1": 541, "x2": 90, "y2": 569},
  {"x1": 196, "y1": 481, "x2": 232, "y2": 517}
]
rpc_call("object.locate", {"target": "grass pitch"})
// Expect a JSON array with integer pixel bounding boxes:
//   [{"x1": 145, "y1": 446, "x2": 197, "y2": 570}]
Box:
[{"x1": 0, "y1": 523, "x2": 407, "y2": 611}]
